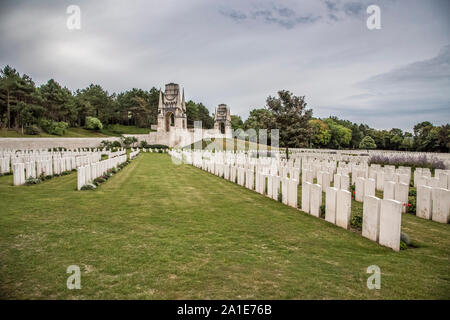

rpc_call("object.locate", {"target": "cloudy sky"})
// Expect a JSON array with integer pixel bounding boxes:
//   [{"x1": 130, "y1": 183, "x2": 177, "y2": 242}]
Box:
[{"x1": 0, "y1": 0, "x2": 449, "y2": 131}]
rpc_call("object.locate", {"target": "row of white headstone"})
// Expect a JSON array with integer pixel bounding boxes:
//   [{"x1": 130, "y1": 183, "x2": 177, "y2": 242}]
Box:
[
  {"x1": 414, "y1": 168, "x2": 449, "y2": 189},
  {"x1": 172, "y1": 150, "x2": 300, "y2": 208},
  {"x1": 362, "y1": 196, "x2": 403, "y2": 251},
  {"x1": 77, "y1": 155, "x2": 128, "y2": 190},
  {"x1": 416, "y1": 185, "x2": 450, "y2": 223},
  {"x1": 129, "y1": 149, "x2": 140, "y2": 159},
  {"x1": 11, "y1": 154, "x2": 102, "y2": 185}
]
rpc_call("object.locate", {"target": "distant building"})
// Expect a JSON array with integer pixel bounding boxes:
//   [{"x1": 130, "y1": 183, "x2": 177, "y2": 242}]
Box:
[
  {"x1": 154, "y1": 83, "x2": 231, "y2": 146},
  {"x1": 157, "y1": 83, "x2": 187, "y2": 132},
  {"x1": 214, "y1": 104, "x2": 231, "y2": 135}
]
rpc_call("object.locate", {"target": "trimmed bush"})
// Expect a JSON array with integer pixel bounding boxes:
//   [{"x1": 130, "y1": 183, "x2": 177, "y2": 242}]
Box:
[
  {"x1": 86, "y1": 116, "x2": 103, "y2": 130},
  {"x1": 359, "y1": 136, "x2": 377, "y2": 149},
  {"x1": 39, "y1": 119, "x2": 68, "y2": 136},
  {"x1": 25, "y1": 125, "x2": 41, "y2": 135}
]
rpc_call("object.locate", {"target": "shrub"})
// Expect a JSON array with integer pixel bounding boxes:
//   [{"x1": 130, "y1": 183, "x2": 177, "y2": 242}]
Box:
[
  {"x1": 25, "y1": 177, "x2": 41, "y2": 185},
  {"x1": 319, "y1": 205, "x2": 325, "y2": 218},
  {"x1": 401, "y1": 232, "x2": 411, "y2": 245},
  {"x1": 25, "y1": 125, "x2": 41, "y2": 135},
  {"x1": 86, "y1": 116, "x2": 103, "y2": 130},
  {"x1": 39, "y1": 119, "x2": 68, "y2": 136},
  {"x1": 350, "y1": 214, "x2": 363, "y2": 229},
  {"x1": 140, "y1": 141, "x2": 150, "y2": 148},
  {"x1": 148, "y1": 144, "x2": 169, "y2": 149},
  {"x1": 407, "y1": 196, "x2": 416, "y2": 214},
  {"x1": 359, "y1": 136, "x2": 377, "y2": 149},
  {"x1": 81, "y1": 184, "x2": 96, "y2": 190},
  {"x1": 400, "y1": 241, "x2": 408, "y2": 250},
  {"x1": 93, "y1": 177, "x2": 106, "y2": 185}
]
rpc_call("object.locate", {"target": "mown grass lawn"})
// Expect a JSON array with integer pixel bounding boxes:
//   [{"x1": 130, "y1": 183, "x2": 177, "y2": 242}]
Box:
[{"x1": 0, "y1": 153, "x2": 449, "y2": 299}]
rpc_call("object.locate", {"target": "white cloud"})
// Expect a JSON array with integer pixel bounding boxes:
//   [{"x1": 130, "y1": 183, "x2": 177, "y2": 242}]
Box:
[{"x1": 0, "y1": 0, "x2": 448, "y2": 130}]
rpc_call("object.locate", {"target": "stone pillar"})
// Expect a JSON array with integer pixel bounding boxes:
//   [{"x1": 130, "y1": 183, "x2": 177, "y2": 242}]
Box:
[
  {"x1": 379, "y1": 199, "x2": 402, "y2": 251},
  {"x1": 355, "y1": 177, "x2": 365, "y2": 202},
  {"x1": 341, "y1": 175, "x2": 350, "y2": 191},
  {"x1": 321, "y1": 172, "x2": 330, "y2": 192},
  {"x1": 255, "y1": 171, "x2": 260, "y2": 193},
  {"x1": 383, "y1": 181, "x2": 395, "y2": 200},
  {"x1": 325, "y1": 187, "x2": 338, "y2": 224},
  {"x1": 245, "y1": 169, "x2": 252, "y2": 189},
  {"x1": 399, "y1": 174, "x2": 409, "y2": 185},
  {"x1": 362, "y1": 195, "x2": 381, "y2": 242},
  {"x1": 394, "y1": 182, "x2": 409, "y2": 213},
  {"x1": 85, "y1": 165, "x2": 91, "y2": 184},
  {"x1": 287, "y1": 179, "x2": 298, "y2": 208},
  {"x1": 306, "y1": 170, "x2": 314, "y2": 184},
  {"x1": 281, "y1": 178, "x2": 288, "y2": 205},
  {"x1": 438, "y1": 173, "x2": 448, "y2": 189},
  {"x1": 336, "y1": 190, "x2": 351, "y2": 229},
  {"x1": 416, "y1": 185, "x2": 432, "y2": 220},
  {"x1": 376, "y1": 171, "x2": 384, "y2": 191},
  {"x1": 364, "y1": 178, "x2": 376, "y2": 198},
  {"x1": 272, "y1": 176, "x2": 280, "y2": 201},
  {"x1": 310, "y1": 184, "x2": 322, "y2": 217},
  {"x1": 13, "y1": 163, "x2": 25, "y2": 186},
  {"x1": 334, "y1": 174, "x2": 341, "y2": 189},
  {"x1": 431, "y1": 188, "x2": 450, "y2": 224},
  {"x1": 267, "y1": 175, "x2": 273, "y2": 198},
  {"x1": 259, "y1": 174, "x2": 266, "y2": 195},
  {"x1": 77, "y1": 166, "x2": 85, "y2": 190},
  {"x1": 25, "y1": 162, "x2": 32, "y2": 179},
  {"x1": 301, "y1": 182, "x2": 311, "y2": 213}
]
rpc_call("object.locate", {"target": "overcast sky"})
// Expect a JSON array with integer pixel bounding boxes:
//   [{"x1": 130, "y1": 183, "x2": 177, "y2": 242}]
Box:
[{"x1": 0, "y1": 0, "x2": 449, "y2": 131}]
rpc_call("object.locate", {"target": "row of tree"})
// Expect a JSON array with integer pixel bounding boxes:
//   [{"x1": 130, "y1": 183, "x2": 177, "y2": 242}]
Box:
[
  {"x1": 230, "y1": 91, "x2": 449, "y2": 152},
  {"x1": 0, "y1": 65, "x2": 214, "y2": 132},
  {"x1": 1, "y1": 65, "x2": 448, "y2": 152}
]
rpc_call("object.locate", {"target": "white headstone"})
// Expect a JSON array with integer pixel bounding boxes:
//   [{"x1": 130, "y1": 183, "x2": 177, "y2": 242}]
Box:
[
  {"x1": 379, "y1": 199, "x2": 402, "y2": 251},
  {"x1": 362, "y1": 195, "x2": 381, "y2": 242}
]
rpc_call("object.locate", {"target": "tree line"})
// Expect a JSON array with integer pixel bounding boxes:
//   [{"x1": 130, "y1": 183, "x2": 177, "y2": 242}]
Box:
[
  {"x1": 1, "y1": 65, "x2": 448, "y2": 152},
  {"x1": 230, "y1": 91, "x2": 449, "y2": 152},
  {"x1": 0, "y1": 65, "x2": 214, "y2": 134}
]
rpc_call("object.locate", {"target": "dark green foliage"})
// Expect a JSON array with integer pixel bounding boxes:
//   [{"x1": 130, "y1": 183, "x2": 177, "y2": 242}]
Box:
[
  {"x1": 359, "y1": 136, "x2": 377, "y2": 149},
  {"x1": 25, "y1": 125, "x2": 41, "y2": 135},
  {"x1": 93, "y1": 177, "x2": 106, "y2": 185},
  {"x1": 80, "y1": 184, "x2": 96, "y2": 190},
  {"x1": 25, "y1": 177, "x2": 41, "y2": 185},
  {"x1": 320, "y1": 204, "x2": 325, "y2": 218},
  {"x1": 350, "y1": 214, "x2": 363, "y2": 229},
  {"x1": 148, "y1": 144, "x2": 168, "y2": 149},
  {"x1": 186, "y1": 100, "x2": 214, "y2": 128},
  {"x1": 407, "y1": 196, "x2": 416, "y2": 214},
  {"x1": 265, "y1": 90, "x2": 313, "y2": 148},
  {"x1": 400, "y1": 241, "x2": 408, "y2": 250},
  {"x1": 39, "y1": 119, "x2": 68, "y2": 136},
  {"x1": 85, "y1": 116, "x2": 103, "y2": 130}
]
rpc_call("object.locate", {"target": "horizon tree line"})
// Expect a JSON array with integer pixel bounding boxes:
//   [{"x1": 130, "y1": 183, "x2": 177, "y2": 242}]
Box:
[{"x1": 0, "y1": 65, "x2": 448, "y2": 152}]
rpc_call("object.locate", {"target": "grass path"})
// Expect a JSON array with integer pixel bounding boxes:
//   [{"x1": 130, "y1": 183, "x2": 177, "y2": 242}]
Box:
[{"x1": 0, "y1": 153, "x2": 449, "y2": 299}]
